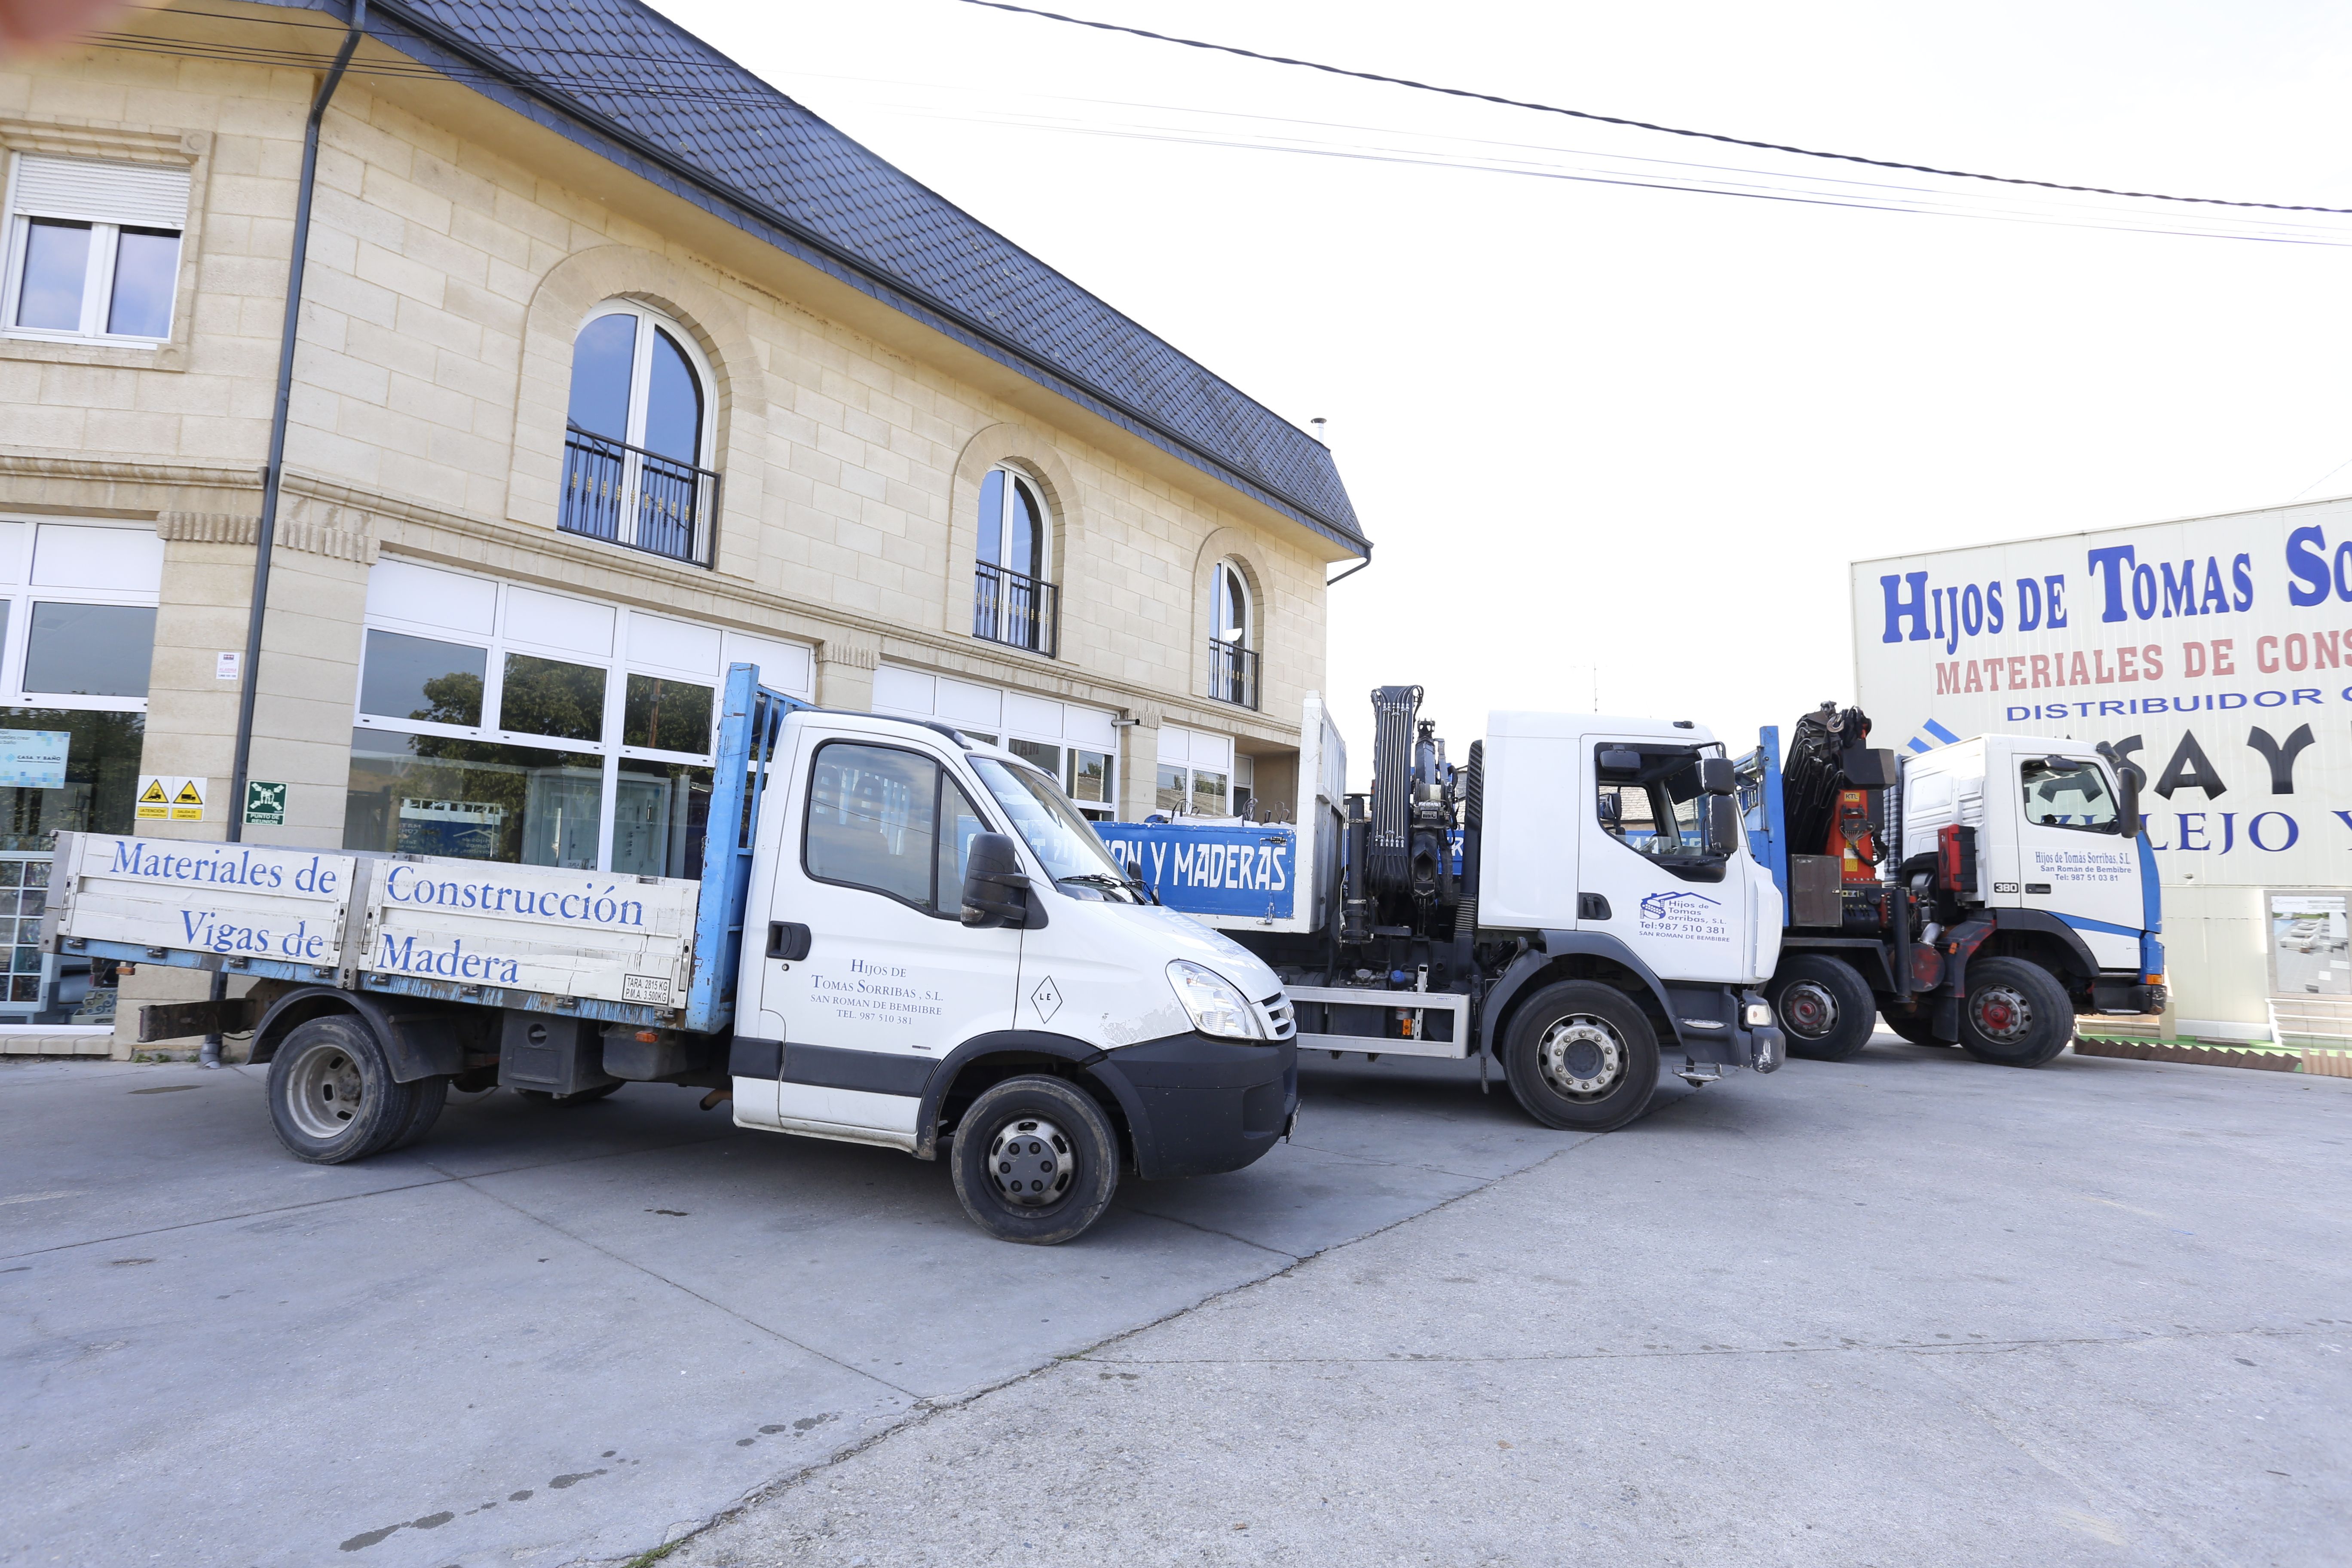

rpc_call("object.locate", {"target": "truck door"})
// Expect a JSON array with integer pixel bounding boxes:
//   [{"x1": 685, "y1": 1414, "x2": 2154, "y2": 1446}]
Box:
[
  {"x1": 1582, "y1": 738, "x2": 1748, "y2": 983},
  {"x1": 758, "y1": 732, "x2": 1018, "y2": 1139},
  {"x1": 2004, "y1": 748, "x2": 2143, "y2": 970}
]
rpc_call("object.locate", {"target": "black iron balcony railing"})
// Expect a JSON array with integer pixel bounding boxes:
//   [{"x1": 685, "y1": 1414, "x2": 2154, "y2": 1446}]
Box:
[
  {"x1": 974, "y1": 561, "x2": 1059, "y2": 657},
  {"x1": 560, "y1": 426, "x2": 720, "y2": 568},
  {"x1": 1209, "y1": 638, "x2": 1259, "y2": 709}
]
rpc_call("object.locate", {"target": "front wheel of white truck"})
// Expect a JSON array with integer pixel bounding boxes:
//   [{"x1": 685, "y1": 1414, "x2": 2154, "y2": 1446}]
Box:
[
  {"x1": 950, "y1": 1075, "x2": 1119, "y2": 1245},
  {"x1": 1501, "y1": 980, "x2": 1662, "y2": 1133}
]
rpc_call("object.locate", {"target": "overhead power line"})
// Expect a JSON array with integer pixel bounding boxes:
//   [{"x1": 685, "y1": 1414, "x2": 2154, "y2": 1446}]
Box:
[{"x1": 957, "y1": 0, "x2": 2352, "y2": 217}]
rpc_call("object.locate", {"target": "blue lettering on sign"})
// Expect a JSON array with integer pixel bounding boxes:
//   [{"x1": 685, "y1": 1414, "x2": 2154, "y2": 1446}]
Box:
[
  {"x1": 375, "y1": 932, "x2": 523, "y2": 984},
  {"x1": 380, "y1": 864, "x2": 645, "y2": 927},
  {"x1": 1094, "y1": 823, "x2": 1295, "y2": 920}
]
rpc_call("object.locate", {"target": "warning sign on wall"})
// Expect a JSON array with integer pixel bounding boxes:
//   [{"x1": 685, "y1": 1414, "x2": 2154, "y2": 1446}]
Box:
[{"x1": 135, "y1": 776, "x2": 207, "y2": 823}]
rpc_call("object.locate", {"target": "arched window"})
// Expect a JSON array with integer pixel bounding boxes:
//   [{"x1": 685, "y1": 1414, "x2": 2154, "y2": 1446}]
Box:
[
  {"x1": 560, "y1": 303, "x2": 718, "y2": 567},
  {"x1": 1208, "y1": 559, "x2": 1258, "y2": 709},
  {"x1": 972, "y1": 465, "x2": 1057, "y2": 655}
]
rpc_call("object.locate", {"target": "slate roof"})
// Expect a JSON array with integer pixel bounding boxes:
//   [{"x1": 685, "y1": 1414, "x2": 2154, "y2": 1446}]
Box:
[{"x1": 316, "y1": 0, "x2": 1365, "y2": 553}]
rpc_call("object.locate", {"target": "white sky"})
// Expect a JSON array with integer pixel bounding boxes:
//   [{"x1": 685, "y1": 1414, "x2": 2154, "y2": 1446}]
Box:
[{"x1": 654, "y1": 0, "x2": 2352, "y2": 775}]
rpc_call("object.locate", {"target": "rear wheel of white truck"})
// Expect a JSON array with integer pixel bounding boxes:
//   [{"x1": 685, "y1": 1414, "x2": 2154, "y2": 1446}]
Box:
[
  {"x1": 1957, "y1": 958, "x2": 2075, "y2": 1068},
  {"x1": 950, "y1": 1075, "x2": 1119, "y2": 1245},
  {"x1": 266, "y1": 1016, "x2": 423, "y2": 1164},
  {"x1": 1768, "y1": 955, "x2": 1877, "y2": 1061},
  {"x1": 1501, "y1": 980, "x2": 1661, "y2": 1133}
]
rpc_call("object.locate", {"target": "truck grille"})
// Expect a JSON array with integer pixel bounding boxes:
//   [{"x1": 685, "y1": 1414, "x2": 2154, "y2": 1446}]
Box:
[{"x1": 1260, "y1": 993, "x2": 1297, "y2": 1040}]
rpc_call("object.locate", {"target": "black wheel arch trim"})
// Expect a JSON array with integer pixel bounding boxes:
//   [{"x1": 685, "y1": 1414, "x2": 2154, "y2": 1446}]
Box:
[
  {"x1": 251, "y1": 986, "x2": 466, "y2": 1084},
  {"x1": 1482, "y1": 931, "x2": 1676, "y2": 1054},
  {"x1": 1988, "y1": 908, "x2": 2104, "y2": 982},
  {"x1": 912, "y1": 1029, "x2": 1118, "y2": 1161}
]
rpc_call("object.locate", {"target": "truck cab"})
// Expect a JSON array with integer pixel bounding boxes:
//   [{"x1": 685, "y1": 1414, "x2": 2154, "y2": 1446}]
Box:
[
  {"x1": 1739, "y1": 705, "x2": 2164, "y2": 1068},
  {"x1": 732, "y1": 710, "x2": 1300, "y2": 1211}
]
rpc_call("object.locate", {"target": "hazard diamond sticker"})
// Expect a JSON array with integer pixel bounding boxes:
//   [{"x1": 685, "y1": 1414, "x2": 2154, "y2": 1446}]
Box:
[{"x1": 1030, "y1": 975, "x2": 1062, "y2": 1025}]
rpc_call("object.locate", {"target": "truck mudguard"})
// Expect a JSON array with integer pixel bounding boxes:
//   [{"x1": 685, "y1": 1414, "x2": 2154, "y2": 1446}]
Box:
[
  {"x1": 249, "y1": 985, "x2": 468, "y2": 1084},
  {"x1": 1987, "y1": 908, "x2": 2105, "y2": 979},
  {"x1": 1479, "y1": 931, "x2": 1679, "y2": 1056},
  {"x1": 910, "y1": 1029, "x2": 1113, "y2": 1160}
]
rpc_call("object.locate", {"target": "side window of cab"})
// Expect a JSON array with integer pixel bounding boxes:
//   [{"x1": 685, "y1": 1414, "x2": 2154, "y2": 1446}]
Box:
[
  {"x1": 803, "y1": 741, "x2": 992, "y2": 915},
  {"x1": 2019, "y1": 756, "x2": 2119, "y2": 833}
]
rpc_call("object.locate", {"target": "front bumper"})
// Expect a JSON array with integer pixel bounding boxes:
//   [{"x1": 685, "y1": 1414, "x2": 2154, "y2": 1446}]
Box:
[
  {"x1": 1663, "y1": 985, "x2": 1783, "y2": 1073},
  {"x1": 1089, "y1": 1030, "x2": 1298, "y2": 1181}
]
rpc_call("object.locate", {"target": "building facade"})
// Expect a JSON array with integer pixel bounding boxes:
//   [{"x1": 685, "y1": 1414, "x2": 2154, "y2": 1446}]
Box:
[{"x1": 0, "y1": 0, "x2": 1366, "y2": 1052}]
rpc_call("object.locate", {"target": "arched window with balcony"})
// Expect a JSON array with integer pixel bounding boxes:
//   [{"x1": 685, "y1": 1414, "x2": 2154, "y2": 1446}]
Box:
[
  {"x1": 560, "y1": 303, "x2": 719, "y2": 567},
  {"x1": 1208, "y1": 558, "x2": 1257, "y2": 709},
  {"x1": 972, "y1": 465, "x2": 1058, "y2": 655}
]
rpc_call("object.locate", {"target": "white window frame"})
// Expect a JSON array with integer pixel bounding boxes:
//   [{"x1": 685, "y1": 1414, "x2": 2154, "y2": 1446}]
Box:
[
  {"x1": 1211, "y1": 560, "x2": 1252, "y2": 650},
  {"x1": 1, "y1": 155, "x2": 185, "y2": 347},
  {"x1": 354, "y1": 564, "x2": 810, "y2": 874},
  {"x1": 570, "y1": 302, "x2": 717, "y2": 467},
  {"x1": 0, "y1": 517, "x2": 162, "y2": 1020},
  {"x1": 974, "y1": 464, "x2": 1055, "y2": 649}
]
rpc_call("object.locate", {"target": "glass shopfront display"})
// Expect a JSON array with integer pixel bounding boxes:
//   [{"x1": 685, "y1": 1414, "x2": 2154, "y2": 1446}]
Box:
[
  {"x1": 345, "y1": 560, "x2": 807, "y2": 877},
  {"x1": 0, "y1": 515, "x2": 162, "y2": 1026}
]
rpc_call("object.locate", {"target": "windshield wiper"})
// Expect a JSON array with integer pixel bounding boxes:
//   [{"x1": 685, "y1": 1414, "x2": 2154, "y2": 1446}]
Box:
[{"x1": 1056, "y1": 871, "x2": 1141, "y2": 902}]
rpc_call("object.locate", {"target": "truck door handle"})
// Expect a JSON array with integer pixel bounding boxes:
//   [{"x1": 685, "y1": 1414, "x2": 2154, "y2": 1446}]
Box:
[
  {"x1": 1578, "y1": 893, "x2": 1611, "y2": 921},
  {"x1": 766, "y1": 922, "x2": 812, "y2": 960}
]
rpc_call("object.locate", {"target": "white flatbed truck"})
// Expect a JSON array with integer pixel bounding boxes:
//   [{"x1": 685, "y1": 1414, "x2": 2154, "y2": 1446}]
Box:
[{"x1": 46, "y1": 665, "x2": 1299, "y2": 1244}]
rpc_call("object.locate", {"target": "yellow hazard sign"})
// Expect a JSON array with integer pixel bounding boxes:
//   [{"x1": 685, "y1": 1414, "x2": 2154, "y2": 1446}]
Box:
[{"x1": 135, "y1": 775, "x2": 208, "y2": 822}]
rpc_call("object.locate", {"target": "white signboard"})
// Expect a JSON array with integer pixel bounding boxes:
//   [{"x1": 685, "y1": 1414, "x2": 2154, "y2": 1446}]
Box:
[
  {"x1": 0, "y1": 729, "x2": 70, "y2": 790},
  {"x1": 51, "y1": 834, "x2": 359, "y2": 967},
  {"x1": 361, "y1": 858, "x2": 699, "y2": 1008},
  {"x1": 1854, "y1": 496, "x2": 2352, "y2": 891}
]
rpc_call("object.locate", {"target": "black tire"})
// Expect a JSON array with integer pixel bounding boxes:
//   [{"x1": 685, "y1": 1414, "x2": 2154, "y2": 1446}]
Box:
[
  {"x1": 949, "y1": 1075, "x2": 1119, "y2": 1245},
  {"x1": 1957, "y1": 957, "x2": 2076, "y2": 1068},
  {"x1": 515, "y1": 1081, "x2": 623, "y2": 1106},
  {"x1": 266, "y1": 1015, "x2": 423, "y2": 1164},
  {"x1": 385, "y1": 1075, "x2": 450, "y2": 1151},
  {"x1": 1879, "y1": 1009, "x2": 1946, "y2": 1047},
  {"x1": 1500, "y1": 980, "x2": 1661, "y2": 1132},
  {"x1": 1767, "y1": 955, "x2": 1877, "y2": 1061}
]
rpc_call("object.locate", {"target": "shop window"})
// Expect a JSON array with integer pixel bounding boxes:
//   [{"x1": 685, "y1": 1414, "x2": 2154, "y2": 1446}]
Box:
[
  {"x1": 973, "y1": 466, "x2": 1058, "y2": 655},
  {"x1": 24, "y1": 602, "x2": 156, "y2": 698},
  {"x1": 559, "y1": 302, "x2": 719, "y2": 566},
  {"x1": 345, "y1": 565, "x2": 788, "y2": 879},
  {"x1": 3, "y1": 154, "x2": 190, "y2": 343},
  {"x1": 0, "y1": 518, "x2": 160, "y2": 1026}
]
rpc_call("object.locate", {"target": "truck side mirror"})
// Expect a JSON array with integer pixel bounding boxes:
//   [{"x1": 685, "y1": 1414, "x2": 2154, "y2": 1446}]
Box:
[
  {"x1": 1698, "y1": 756, "x2": 1737, "y2": 795},
  {"x1": 2095, "y1": 742, "x2": 2145, "y2": 838},
  {"x1": 1707, "y1": 793, "x2": 1742, "y2": 856},
  {"x1": 960, "y1": 831, "x2": 1043, "y2": 929}
]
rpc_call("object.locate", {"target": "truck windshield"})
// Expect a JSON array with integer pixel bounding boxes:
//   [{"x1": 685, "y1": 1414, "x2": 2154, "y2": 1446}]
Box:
[
  {"x1": 2020, "y1": 757, "x2": 2119, "y2": 832},
  {"x1": 969, "y1": 756, "x2": 1145, "y2": 902}
]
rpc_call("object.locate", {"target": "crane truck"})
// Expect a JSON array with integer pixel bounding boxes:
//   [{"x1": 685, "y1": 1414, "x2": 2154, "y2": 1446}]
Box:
[
  {"x1": 43, "y1": 665, "x2": 1300, "y2": 1246},
  {"x1": 1127, "y1": 686, "x2": 1787, "y2": 1133},
  {"x1": 1735, "y1": 704, "x2": 2167, "y2": 1068}
]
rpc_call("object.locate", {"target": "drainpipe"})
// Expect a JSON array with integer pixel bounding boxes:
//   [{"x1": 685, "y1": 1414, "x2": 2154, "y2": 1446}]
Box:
[{"x1": 200, "y1": 0, "x2": 369, "y2": 1069}]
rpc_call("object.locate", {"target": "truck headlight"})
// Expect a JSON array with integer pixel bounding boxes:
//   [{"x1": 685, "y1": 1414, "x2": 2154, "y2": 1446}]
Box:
[
  {"x1": 1167, "y1": 960, "x2": 1264, "y2": 1041},
  {"x1": 1745, "y1": 1002, "x2": 1774, "y2": 1027}
]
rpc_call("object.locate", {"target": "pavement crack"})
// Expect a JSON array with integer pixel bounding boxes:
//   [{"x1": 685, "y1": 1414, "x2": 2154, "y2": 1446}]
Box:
[
  {"x1": 0, "y1": 1134, "x2": 738, "y2": 1263},
  {"x1": 415, "y1": 1161, "x2": 920, "y2": 1399}
]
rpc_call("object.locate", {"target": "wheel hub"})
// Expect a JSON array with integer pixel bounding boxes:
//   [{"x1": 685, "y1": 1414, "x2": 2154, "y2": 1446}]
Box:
[
  {"x1": 1537, "y1": 1015, "x2": 1625, "y2": 1098},
  {"x1": 285, "y1": 1042, "x2": 364, "y2": 1141},
  {"x1": 1972, "y1": 985, "x2": 2031, "y2": 1043},
  {"x1": 988, "y1": 1116, "x2": 1074, "y2": 1208},
  {"x1": 1780, "y1": 980, "x2": 1838, "y2": 1039}
]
